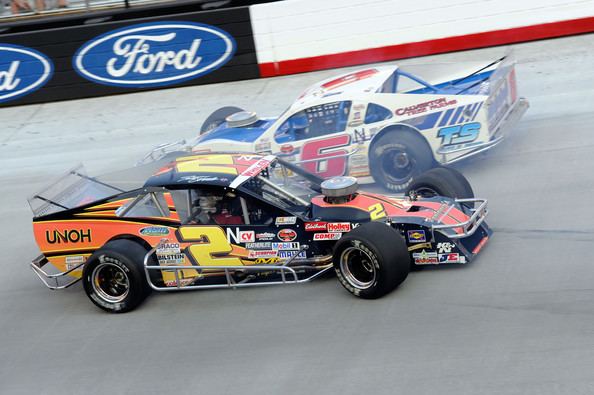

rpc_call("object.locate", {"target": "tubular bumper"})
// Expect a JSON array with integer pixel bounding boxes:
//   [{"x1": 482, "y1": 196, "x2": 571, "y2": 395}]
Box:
[
  {"x1": 430, "y1": 198, "x2": 488, "y2": 239},
  {"x1": 30, "y1": 254, "x2": 83, "y2": 290}
]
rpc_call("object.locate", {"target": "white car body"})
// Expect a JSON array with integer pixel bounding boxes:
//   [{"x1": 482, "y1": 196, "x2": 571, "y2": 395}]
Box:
[{"x1": 160, "y1": 56, "x2": 528, "y2": 189}]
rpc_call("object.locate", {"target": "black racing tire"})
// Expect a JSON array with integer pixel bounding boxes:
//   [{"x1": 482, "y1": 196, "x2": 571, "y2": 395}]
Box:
[
  {"x1": 199, "y1": 106, "x2": 245, "y2": 135},
  {"x1": 370, "y1": 129, "x2": 436, "y2": 192},
  {"x1": 333, "y1": 222, "x2": 410, "y2": 299},
  {"x1": 83, "y1": 240, "x2": 152, "y2": 313},
  {"x1": 405, "y1": 166, "x2": 475, "y2": 207}
]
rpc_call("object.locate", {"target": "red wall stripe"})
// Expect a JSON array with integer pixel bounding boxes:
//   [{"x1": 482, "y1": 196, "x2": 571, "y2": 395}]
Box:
[{"x1": 259, "y1": 16, "x2": 594, "y2": 77}]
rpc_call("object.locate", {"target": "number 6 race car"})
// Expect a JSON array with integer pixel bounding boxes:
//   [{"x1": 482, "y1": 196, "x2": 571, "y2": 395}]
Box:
[
  {"x1": 142, "y1": 55, "x2": 528, "y2": 192},
  {"x1": 30, "y1": 153, "x2": 490, "y2": 313}
]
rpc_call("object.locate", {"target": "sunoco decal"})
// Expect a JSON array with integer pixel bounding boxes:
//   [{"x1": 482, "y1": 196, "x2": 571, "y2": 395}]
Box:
[
  {"x1": 73, "y1": 21, "x2": 236, "y2": 88},
  {"x1": 0, "y1": 44, "x2": 53, "y2": 103}
]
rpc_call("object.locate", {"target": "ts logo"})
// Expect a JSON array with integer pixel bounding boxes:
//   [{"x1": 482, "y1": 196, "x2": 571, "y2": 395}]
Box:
[{"x1": 437, "y1": 122, "x2": 481, "y2": 147}]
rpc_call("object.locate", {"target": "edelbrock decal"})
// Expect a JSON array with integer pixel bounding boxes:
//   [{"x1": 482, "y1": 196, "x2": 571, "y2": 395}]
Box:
[
  {"x1": 0, "y1": 44, "x2": 53, "y2": 103},
  {"x1": 73, "y1": 21, "x2": 236, "y2": 88}
]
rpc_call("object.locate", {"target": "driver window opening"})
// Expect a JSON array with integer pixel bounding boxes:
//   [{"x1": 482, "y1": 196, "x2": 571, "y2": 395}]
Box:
[
  {"x1": 170, "y1": 187, "x2": 275, "y2": 226},
  {"x1": 116, "y1": 192, "x2": 170, "y2": 218},
  {"x1": 274, "y1": 101, "x2": 352, "y2": 143}
]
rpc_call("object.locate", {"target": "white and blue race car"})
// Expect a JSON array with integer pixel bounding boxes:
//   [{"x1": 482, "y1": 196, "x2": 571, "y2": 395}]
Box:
[{"x1": 145, "y1": 55, "x2": 528, "y2": 191}]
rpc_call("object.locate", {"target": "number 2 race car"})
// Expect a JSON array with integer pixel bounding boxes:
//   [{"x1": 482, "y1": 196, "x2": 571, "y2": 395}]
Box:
[
  {"x1": 142, "y1": 55, "x2": 528, "y2": 191},
  {"x1": 30, "y1": 153, "x2": 491, "y2": 313}
]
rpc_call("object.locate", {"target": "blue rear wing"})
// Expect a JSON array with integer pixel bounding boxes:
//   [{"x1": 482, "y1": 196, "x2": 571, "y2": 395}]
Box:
[{"x1": 393, "y1": 56, "x2": 510, "y2": 96}]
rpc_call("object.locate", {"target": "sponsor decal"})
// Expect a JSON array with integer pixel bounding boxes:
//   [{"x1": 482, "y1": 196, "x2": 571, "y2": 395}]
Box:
[
  {"x1": 248, "y1": 250, "x2": 278, "y2": 259},
  {"x1": 395, "y1": 97, "x2": 457, "y2": 116},
  {"x1": 305, "y1": 222, "x2": 327, "y2": 232},
  {"x1": 277, "y1": 250, "x2": 307, "y2": 259},
  {"x1": 327, "y1": 222, "x2": 351, "y2": 233},
  {"x1": 408, "y1": 242, "x2": 432, "y2": 252},
  {"x1": 157, "y1": 253, "x2": 185, "y2": 265},
  {"x1": 65, "y1": 255, "x2": 85, "y2": 270},
  {"x1": 0, "y1": 44, "x2": 53, "y2": 103},
  {"x1": 239, "y1": 231, "x2": 255, "y2": 243},
  {"x1": 407, "y1": 230, "x2": 426, "y2": 243},
  {"x1": 255, "y1": 141, "x2": 272, "y2": 152},
  {"x1": 156, "y1": 242, "x2": 181, "y2": 254},
  {"x1": 438, "y1": 253, "x2": 465, "y2": 264},
  {"x1": 320, "y1": 69, "x2": 378, "y2": 91},
  {"x1": 226, "y1": 228, "x2": 255, "y2": 244},
  {"x1": 437, "y1": 242, "x2": 455, "y2": 253},
  {"x1": 178, "y1": 175, "x2": 227, "y2": 183},
  {"x1": 165, "y1": 278, "x2": 195, "y2": 287},
  {"x1": 256, "y1": 232, "x2": 275, "y2": 241},
  {"x1": 229, "y1": 155, "x2": 275, "y2": 189},
  {"x1": 275, "y1": 216, "x2": 297, "y2": 226},
  {"x1": 156, "y1": 242, "x2": 184, "y2": 265},
  {"x1": 245, "y1": 242, "x2": 272, "y2": 250},
  {"x1": 74, "y1": 21, "x2": 236, "y2": 88},
  {"x1": 46, "y1": 229, "x2": 92, "y2": 244},
  {"x1": 140, "y1": 226, "x2": 170, "y2": 236},
  {"x1": 280, "y1": 144, "x2": 294, "y2": 154},
  {"x1": 412, "y1": 250, "x2": 439, "y2": 265},
  {"x1": 437, "y1": 122, "x2": 481, "y2": 153},
  {"x1": 313, "y1": 232, "x2": 342, "y2": 241},
  {"x1": 254, "y1": 257, "x2": 281, "y2": 264},
  {"x1": 277, "y1": 229, "x2": 297, "y2": 242},
  {"x1": 272, "y1": 242, "x2": 300, "y2": 250},
  {"x1": 353, "y1": 129, "x2": 372, "y2": 144}
]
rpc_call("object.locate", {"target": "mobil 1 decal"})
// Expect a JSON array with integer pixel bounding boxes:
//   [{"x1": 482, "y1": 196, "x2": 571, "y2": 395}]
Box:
[
  {"x1": 0, "y1": 44, "x2": 53, "y2": 103},
  {"x1": 73, "y1": 21, "x2": 236, "y2": 88}
]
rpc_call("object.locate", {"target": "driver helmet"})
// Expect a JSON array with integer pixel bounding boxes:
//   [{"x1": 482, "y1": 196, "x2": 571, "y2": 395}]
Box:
[{"x1": 290, "y1": 113, "x2": 309, "y2": 132}]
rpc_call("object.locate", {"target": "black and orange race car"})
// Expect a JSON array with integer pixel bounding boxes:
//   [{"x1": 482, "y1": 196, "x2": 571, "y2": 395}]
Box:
[{"x1": 30, "y1": 153, "x2": 491, "y2": 313}]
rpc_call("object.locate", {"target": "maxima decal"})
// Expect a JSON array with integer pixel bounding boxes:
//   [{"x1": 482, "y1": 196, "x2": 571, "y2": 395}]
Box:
[
  {"x1": 0, "y1": 44, "x2": 53, "y2": 103},
  {"x1": 73, "y1": 21, "x2": 236, "y2": 88}
]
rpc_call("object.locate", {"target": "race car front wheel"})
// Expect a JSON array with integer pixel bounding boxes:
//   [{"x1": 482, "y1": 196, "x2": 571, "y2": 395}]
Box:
[
  {"x1": 200, "y1": 106, "x2": 245, "y2": 135},
  {"x1": 333, "y1": 222, "x2": 410, "y2": 299},
  {"x1": 405, "y1": 166, "x2": 475, "y2": 207},
  {"x1": 83, "y1": 240, "x2": 152, "y2": 313},
  {"x1": 370, "y1": 130, "x2": 435, "y2": 192}
]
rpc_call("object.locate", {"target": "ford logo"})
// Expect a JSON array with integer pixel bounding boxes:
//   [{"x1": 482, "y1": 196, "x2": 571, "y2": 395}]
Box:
[
  {"x1": 73, "y1": 21, "x2": 236, "y2": 88},
  {"x1": 0, "y1": 44, "x2": 53, "y2": 103}
]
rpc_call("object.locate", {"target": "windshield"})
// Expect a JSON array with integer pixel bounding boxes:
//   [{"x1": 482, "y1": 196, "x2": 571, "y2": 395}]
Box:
[{"x1": 241, "y1": 159, "x2": 321, "y2": 215}]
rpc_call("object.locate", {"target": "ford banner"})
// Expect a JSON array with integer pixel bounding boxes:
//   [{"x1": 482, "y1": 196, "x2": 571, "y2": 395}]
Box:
[
  {"x1": 73, "y1": 21, "x2": 236, "y2": 88},
  {"x1": 0, "y1": 44, "x2": 53, "y2": 103},
  {"x1": 0, "y1": 6, "x2": 257, "y2": 106}
]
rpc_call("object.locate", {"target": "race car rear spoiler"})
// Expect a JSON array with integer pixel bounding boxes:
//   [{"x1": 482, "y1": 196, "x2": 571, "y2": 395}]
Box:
[{"x1": 27, "y1": 164, "x2": 125, "y2": 218}]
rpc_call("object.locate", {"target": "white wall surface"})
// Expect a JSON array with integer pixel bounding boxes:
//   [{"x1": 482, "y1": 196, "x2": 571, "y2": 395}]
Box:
[{"x1": 251, "y1": 0, "x2": 594, "y2": 64}]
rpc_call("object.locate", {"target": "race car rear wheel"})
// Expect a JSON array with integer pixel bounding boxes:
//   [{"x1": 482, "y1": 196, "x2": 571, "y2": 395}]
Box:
[
  {"x1": 83, "y1": 240, "x2": 152, "y2": 313},
  {"x1": 370, "y1": 129, "x2": 435, "y2": 192},
  {"x1": 405, "y1": 166, "x2": 475, "y2": 207},
  {"x1": 333, "y1": 222, "x2": 410, "y2": 299},
  {"x1": 199, "y1": 106, "x2": 244, "y2": 135}
]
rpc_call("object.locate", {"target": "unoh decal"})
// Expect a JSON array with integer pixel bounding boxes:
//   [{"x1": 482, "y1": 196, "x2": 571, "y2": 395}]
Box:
[
  {"x1": 73, "y1": 21, "x2": 236, "y2": 88},
  {"x1": 0, "y1": 44, "x2": 53, "y2": 103}
]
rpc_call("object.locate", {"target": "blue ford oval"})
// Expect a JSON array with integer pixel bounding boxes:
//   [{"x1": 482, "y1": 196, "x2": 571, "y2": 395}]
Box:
[
  {"x1": 0, "y1": 44, "x2": 53, "y2": 103},
  {"x1": 73, "y1": 21, "x2": 236, "y2": 88}
]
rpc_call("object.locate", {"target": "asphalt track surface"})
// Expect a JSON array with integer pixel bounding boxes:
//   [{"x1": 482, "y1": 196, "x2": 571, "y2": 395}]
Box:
[{"x1": 2, "y1": 34, "x2": 594, "y2": 395}]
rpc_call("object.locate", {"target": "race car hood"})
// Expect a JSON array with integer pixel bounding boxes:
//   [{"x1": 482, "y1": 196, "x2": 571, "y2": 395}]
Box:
[
  {"x1": 195, "y1": 119, "x2": 276, "y2": 145},
  {"x1": 311, "y1": 192, "x2": 471, "y2": 229}
]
